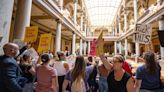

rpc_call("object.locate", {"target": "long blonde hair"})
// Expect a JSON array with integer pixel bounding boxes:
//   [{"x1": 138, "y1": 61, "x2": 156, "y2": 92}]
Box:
[{"x1": 71, "y1": 56, "x2": 86, "y2": 81}]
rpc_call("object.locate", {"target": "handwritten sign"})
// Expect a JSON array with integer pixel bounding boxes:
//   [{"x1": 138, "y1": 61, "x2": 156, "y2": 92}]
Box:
[
  {"x1": 96, "y1": 31, "x2": 104, "y2": 56},
  {"x1": 133, "y1": 24, "x2": 152, "y2": 44},
  {"x1": 24, "y1": 26, "x2": 38, "y2": 43},
  {"x1": 37, "y1": 33, "x2": 52, "y2": 53}
]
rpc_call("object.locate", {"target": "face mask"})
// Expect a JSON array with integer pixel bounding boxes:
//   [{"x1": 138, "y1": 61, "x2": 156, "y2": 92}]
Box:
[{"x1": 15, "y1": 50, "x2": 20, "y2": 57}]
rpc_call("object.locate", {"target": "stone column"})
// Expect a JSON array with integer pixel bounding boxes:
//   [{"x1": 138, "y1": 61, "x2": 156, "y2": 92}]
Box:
[
  {"x1": 88, "y1": 41, "x2": 90, "y2": 56},
  {"x1": 73, "y1": 0, "x2": 78, "y2": 24},
  {"x1": 80, "y1": 38, "x2": 83, "y2": 55},
  {"x1": 72, "y1": 33, "x2": 76, "y2": 55},
  {"x1": 134, "y1": 0, "x2": 140, "y2": 62},
  {"x1": 55, "y1": 20, "x2": 62, "y2": 52},
  {"x1": 134, "y1": 0, "x2": 138, "y2": 22},
  {"x1": 115, "y1": 25, "x2": 118, "y2": 36},
  {"x1": 80, "y1": 14, "x2": 84, "y2": 31},
  {"x1": 0, "y1": 0, "x2": 14, "y2": 54},
  {"x1": 114, "y1": 41, "x2": 117, "y2": 55},
  {"x1": 124, "y1": 9, "x2": 127, "y2": 33},
  {"x1": 113, "y1": 27, "x2": 115, "y2": 36},
  {"x1": 14, "y1": 0, "x2": 32, "y2": 40},
  {"x1": 159, "y1": 16, "x2": 164, "y2": 60},
  {"x1": 84, "y1": 41, "x2": 86, "y2": 55},
  {"x1": 118, "y1": 17, "x2": 122, "y2": 35},
  {"x1": 84, "y1": 23, "x2": 87, "y2": 34},
  {"x1": 119, "y1": 41, "x2": 122, "y2": 54},
  {"x1": 125, "y1": 38, "x2": 128, "y2": 57},
  {"x1": 59, "y1": 0, "x2": 63, "y2": 10}
]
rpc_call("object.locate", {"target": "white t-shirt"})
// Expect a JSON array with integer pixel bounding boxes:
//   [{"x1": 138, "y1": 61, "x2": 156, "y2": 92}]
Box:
[{"x1": 53, "y1": 61, "x2": 68, "y2": 76}]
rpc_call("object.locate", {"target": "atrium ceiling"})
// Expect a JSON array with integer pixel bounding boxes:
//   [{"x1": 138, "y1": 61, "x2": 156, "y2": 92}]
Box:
[{"x1": 84, "y1": 0, "x2": 122, "y2": 27}]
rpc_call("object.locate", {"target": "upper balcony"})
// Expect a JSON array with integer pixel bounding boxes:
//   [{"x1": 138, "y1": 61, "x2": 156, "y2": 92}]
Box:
[
  {"x1": 86, "y1": 33, "x2": 119, "y2": 41},
  {"x1": 137, "y1": 1, "x2": 164, "y2": 24}
]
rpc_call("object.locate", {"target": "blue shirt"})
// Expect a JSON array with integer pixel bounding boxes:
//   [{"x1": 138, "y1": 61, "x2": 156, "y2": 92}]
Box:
[{"x1": 136, "y1": 64, "x2": 161, "y2": 90}]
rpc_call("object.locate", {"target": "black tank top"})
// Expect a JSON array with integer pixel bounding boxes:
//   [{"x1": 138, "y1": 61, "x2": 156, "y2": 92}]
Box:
[{"x1": 107, "y1": 71, "x2": 130, "y2": 92}]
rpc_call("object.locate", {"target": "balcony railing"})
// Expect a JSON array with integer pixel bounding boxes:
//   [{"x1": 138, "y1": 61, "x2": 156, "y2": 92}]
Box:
[
  {"x1": 86, "y1": 34, "x2": 119, "y2": 37},
  {"x1": 137, "y1": 1, "x2": 164, "y2": 23}
]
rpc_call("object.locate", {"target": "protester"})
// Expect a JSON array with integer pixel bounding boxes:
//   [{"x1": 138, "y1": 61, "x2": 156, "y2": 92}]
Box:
[
  {"x1": 35, "y1": 53, "x2": 58, "y2": 92},
  {"x1": 62, "y1": 56, "x2": 95, "y2": 92},
  {"x1": 117, "y1": 54, "x2": 132, "y2": 76},
  {"x1": 19, "y1": 54, "x2": 35, "y2": 92},
  {"x1": 87, "y1": 57, "x2": 99, "y2": 92},
  {"x1": 100, "y1": 54, "x2": 135, "y2": 92},
  {"x1": 0, "y1": 43, "x2": 23, "y2": 92},
  {"x1": 98, "y1": 62, "x2": 109, "y2": 92},
  {"x1": 53, "y1": 51, "x2": 69, "y2": 92},
  {"x1": 135, "y1": 51, "x2": 162, "y2": 92}
]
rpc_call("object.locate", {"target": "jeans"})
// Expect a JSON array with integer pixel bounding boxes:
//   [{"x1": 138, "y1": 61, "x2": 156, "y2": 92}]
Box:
[
  {"x1": 23, "y1": 83, "x2": 34, "y2": 92},
  {"x1": 98, "y1": 76, "x2": 108, "y2": 92}
]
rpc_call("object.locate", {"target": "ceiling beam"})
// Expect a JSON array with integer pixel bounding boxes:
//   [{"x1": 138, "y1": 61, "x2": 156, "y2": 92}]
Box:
[
  {"x1": 31, "y1": 15, "x2": 52, "y2": 20},
  {"x1": 30, "y1": 20, "x2": 72, "y2": 41}
]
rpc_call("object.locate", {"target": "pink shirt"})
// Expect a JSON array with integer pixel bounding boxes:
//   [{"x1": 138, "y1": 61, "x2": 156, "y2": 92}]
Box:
[{"x1": 36, "y1": 65, "x2": 57, "y2": 92}]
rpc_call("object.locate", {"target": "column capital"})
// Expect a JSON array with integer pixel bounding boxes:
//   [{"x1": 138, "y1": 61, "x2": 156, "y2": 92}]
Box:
[
  {"x1": 118, "y1": 16, "x2": 121, "y2": 23},
  {"x1": 158, "y1": 15, "x2": 164, "y2": 20},
  {"x1": 72, "y1": 32, "x2": 74, "y2": 34},
  {"x1": 123, "y1": 7, "x2": 128, "y2": 13},
  {"x1": 73, "y1": 0, "x2": 78, "y2": 3},
  {"x1": 80, "y1": 12, "x2": 84, "y2": 16},
  {"x1": 56, "y1": 19, "x2": 62, "y2": 23}
]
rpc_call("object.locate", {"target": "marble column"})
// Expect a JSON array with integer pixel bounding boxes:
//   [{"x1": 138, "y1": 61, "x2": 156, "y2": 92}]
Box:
[
  {"x1": 134, "y1": 0, "x2": 140, "y2": 62},
  {"x1": 80, "y1": 14, "x2": 84, "y2": 31},
  {"x1": 14, "y1": 0, "x2": 32, "y2": 40},
  {"x1": 59, "y1": 0, "x2": 63, "y2": 10},
  {"x1": 159, "y1": 16, "x2": 164, "y2": 60},
  {"x1": 118, "y1": 17, "x2": 122, "y2": 35},
  {"x1": 114, "y1": 41, "x2": 117, "y2": 55},
  {"x1": 80, "y1": 38, "x2": 83, "y2": 55},
  {"x1": 72, "y1": 33, "x2": 76, "y2": 55},
  {"x1": 73, "y1": 0, "x2": 78, "y2": 24},
  {"x1": 84, "y1": 41, "x2": 86, "y2": 55},
  {"x1": 55, "y1": 20, "x2": 62, "y2": 52},
  {"x1": 124, "y1": 10, "x2": 127, "y2": 33},
  {"x1": 88, "y1": 41, "x2": 90, "y2": 56},
  {"x1": 0, "y1": 0, "x2": 14, "y2": 54},
  {"x1": 134, "y1": 0, "x2": 138, "y2": 22},
  {"x1": 119, "y1": 41, "x2": 122, "y2": 54},
  {"x1": 125, "y1": 38, "x2": 128, "y2": 57}
]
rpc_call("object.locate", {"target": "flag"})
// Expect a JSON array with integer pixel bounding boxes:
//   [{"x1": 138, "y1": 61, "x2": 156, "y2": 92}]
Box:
[{"x1": 89, "y1": 39, "x2": 96, "y2": 56}]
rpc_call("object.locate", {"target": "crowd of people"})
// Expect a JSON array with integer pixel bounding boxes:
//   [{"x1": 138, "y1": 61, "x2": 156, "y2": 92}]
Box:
[{"x1": 0, "y1": 42, "x2": 164, "y2": 92}]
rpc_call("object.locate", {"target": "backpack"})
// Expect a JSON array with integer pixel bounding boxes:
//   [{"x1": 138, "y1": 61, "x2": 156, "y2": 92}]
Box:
[{"x1": 71, "y1": 77, "x2": 86, "y2": 92}]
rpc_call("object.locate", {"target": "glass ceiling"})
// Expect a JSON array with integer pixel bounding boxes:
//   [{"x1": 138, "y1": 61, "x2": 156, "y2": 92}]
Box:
[{"x1": 84, "y1": 0, "x2": 122, "y2": 26}]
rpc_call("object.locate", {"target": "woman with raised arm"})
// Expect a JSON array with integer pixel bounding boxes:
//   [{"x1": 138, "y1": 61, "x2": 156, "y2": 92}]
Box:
[{"x1": 100, "y1": 54, "x2": 134, "y2": 92}]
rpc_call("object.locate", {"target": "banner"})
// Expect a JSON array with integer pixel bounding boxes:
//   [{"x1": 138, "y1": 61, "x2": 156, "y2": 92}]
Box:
[
  {"x1": 96, "y1": 31, "x2": 104, "y2": 56},
  {"x1": 37, "y1": 33, "x2": 52, "y2": 53},
  {"x1": 24, "y1": 26, "x2": 38, "y2": 43},
  {"x1": 133, "y1": 24, "x2": 152, "y2": 44},
  {"x1": 89, "y1": 39, "x2": 96, "y2": 56}
]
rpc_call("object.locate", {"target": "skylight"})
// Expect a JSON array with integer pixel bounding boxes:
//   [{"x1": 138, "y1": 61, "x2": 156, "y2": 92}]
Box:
[{"x1": 84, "y1": 0, "x2": 122, "y2": 26}]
